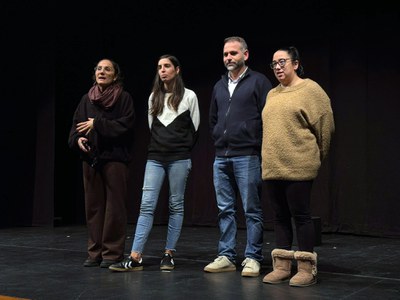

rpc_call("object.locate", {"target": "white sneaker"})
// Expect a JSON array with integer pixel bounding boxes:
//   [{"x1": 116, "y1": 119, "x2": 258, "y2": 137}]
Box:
[
  {"x1": 204, "y1": 256, "x2": 236, "y2": 273},
  {"x1": 241, "y1": 258, "x2": 260, "y2": 277}
]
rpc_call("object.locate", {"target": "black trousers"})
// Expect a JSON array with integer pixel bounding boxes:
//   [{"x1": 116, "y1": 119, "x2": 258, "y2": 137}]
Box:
[
  {"x1": 83, "y1": 161, "x2": 129, "y2": 261},
  {"x1": 264, "y1": 180, "x2": 315, "y2": 252}
]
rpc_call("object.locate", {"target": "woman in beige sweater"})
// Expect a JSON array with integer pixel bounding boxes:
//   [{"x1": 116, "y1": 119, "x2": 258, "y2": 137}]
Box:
[{"x1": 261, "y1": 46, "x2": 335, "y2": 287}]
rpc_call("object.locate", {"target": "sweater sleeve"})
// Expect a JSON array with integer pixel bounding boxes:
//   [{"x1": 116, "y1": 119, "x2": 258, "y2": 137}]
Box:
[
  {"x1": 188, "y1": 90, "x2": 200, "y2": 131},
  {"x1": 209, "y1": 85, "x2": 218, "y2": 136},
  {"x1": 257, "y1": 74, "x2": 273, "y2": 112},
  {"x1": 68, "y1": 96, "x2": 87, "y2": 151},
  {"x1": 93, "y1": 92, "x2": 135, "y2": 139},
  {"x1": 148, "y1": 93, "x2": 153, "y2": 129},
  {"x1": 308, "y1": 82, "x2": 335, "y2": 161},
  {"x1": 314, "y1": 110, "x2": 335, "y2": 161}
]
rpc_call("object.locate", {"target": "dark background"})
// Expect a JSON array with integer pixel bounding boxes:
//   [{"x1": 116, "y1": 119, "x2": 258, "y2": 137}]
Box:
[{"x1": 2, "y1": 1, "x2": 399, "y2": 238}]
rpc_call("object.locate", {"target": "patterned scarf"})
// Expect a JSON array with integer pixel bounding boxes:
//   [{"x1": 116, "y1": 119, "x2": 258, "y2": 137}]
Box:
[{"x1": 88, "y1": 83, "x2": 123, "y2": 109}]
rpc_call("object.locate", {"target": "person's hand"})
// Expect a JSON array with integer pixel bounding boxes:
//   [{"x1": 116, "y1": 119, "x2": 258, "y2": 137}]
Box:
[
  {"x1": 76, "y1": 118, "x2": 94, "y2": 135},
  {"x1": 77, "y1": 137, "x2": 90, "y2": 152}
]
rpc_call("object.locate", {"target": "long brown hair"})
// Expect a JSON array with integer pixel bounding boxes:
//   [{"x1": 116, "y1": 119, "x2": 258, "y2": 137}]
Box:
[{"x1": 150, "y1": 54, "x2": 185, "y2": 117}]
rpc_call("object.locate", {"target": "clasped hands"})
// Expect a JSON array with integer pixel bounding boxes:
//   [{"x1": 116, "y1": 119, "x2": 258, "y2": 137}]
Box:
[{"x1": 76, "y1": 118, "x2": 94, "y2": 152}]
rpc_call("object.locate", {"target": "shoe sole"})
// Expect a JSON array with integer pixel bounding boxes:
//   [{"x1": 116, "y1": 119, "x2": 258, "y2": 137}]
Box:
[
  {"x1": 83, "y1": 263, "x2": 100, "y2": 267},
  {"x1": 241, "y1": 272, "x2": 259, "y2": 277},
  {"x1": 160, "y1": 266, "x2": 174, "y2": 270},
  {"x1": 109, "y1": 266, "x2": 144, "y2": 272},
  {"x1": 83, "y1": 260, "x2": 101, "y2": 267},
  {"x1": 204, "y1": 267, "x2": 236, "y2": 273},
  {"x1": 289, "y1": 279, "x2": 317, "y2": 287},
  {"x1": 263, "y1": 278, "x2": 290, "y2": 284}
]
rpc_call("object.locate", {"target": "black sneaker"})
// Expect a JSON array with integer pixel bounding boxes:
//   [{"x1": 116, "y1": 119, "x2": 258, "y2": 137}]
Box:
[
  {"x1": 160, "y1": 253, "x2": 175, "y2": 270},
  {"x1": 109, "y1": 256, "x2": 143, "y2": 272}
]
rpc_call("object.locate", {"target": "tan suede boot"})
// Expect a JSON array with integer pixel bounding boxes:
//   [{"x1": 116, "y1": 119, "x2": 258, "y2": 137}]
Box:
[
  {"x1": 289, "y1": 251, "x2": 317, "y2": 287},
  {"x1": 262, "y1": 249, "x2": 295, "y2": 284}
]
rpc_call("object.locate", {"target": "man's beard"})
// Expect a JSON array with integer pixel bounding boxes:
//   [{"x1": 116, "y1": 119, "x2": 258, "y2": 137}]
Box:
[{"x1": 226, "y1": 60, "x2": 244, "y2": 71}]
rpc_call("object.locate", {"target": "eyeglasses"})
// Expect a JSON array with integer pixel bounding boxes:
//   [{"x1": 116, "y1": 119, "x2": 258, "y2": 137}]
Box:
[
  {"x1": 269, "y1": 58, "x2": 292, "y2": 69},
  {"x1": 94, "y1": 66, "x2": 114, "y2": 72}
]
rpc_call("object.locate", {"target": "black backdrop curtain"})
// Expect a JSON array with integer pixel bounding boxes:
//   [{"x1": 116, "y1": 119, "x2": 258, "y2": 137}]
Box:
[{"x1": 2, "y1": 1, "x2": 399, "y2": 238}]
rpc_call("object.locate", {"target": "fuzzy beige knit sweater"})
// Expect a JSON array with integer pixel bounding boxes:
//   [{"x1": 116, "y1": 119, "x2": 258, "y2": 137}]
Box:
[{"x1": 261, "y1": 79, "x2": 335, "y2": 180}]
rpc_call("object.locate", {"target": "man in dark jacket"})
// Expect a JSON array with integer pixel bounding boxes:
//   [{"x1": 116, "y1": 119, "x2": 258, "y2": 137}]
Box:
[{"x1": 204, "y1": 36, "x2": 272, "y2": 277}]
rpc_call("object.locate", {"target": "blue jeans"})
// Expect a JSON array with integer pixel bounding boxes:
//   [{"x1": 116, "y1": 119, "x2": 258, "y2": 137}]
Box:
[
  {"x1": 131, "y1": 159, "x2": 192, "y2": 254},
  {"x1": 213, "y1": 155, "x2": 264, "y2": 263}
]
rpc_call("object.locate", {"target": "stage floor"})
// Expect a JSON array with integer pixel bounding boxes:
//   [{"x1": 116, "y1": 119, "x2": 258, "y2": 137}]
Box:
[{"x1": 1, "y1": 225, "x2": 399, "y2": 299}]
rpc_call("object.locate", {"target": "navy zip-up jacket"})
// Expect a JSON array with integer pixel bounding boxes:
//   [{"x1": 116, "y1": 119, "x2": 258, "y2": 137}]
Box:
[{"x1": 209, "y1": 68, "x2": 272, "y2": 157}]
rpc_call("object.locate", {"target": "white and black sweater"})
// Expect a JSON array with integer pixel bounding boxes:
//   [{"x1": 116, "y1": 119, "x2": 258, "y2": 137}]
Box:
[{"x1": 147, "y1": 88, "x2": 200, "y2": 162}]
